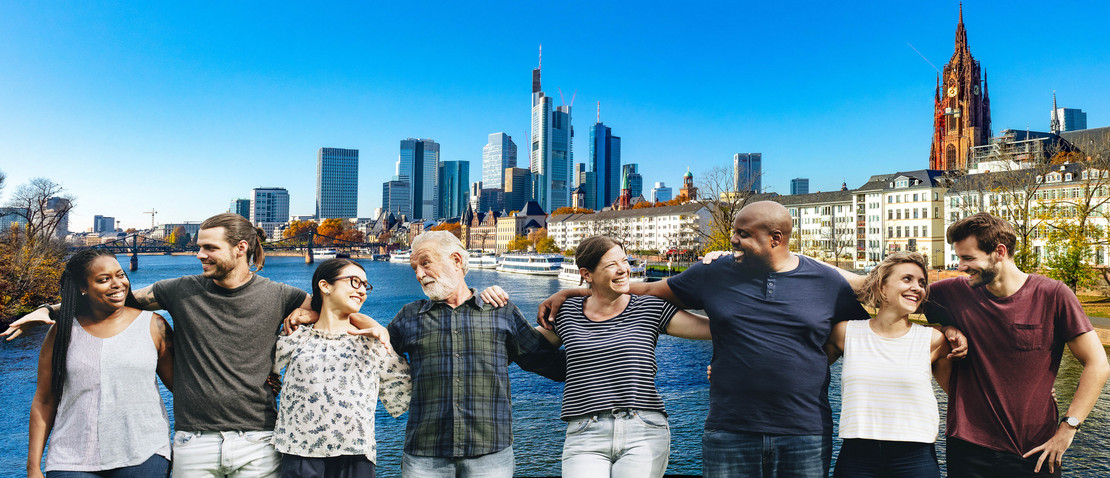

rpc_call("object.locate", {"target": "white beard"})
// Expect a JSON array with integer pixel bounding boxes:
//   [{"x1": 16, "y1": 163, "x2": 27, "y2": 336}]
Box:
[{"x1": 422, "y1": 274, "x2": 459, "y2": 301}]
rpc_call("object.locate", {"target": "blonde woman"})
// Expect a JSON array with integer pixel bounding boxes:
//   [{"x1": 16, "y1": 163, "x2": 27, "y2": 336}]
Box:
[{"x1": 824, "y1": 252, "x2": 951, "y2": 477}]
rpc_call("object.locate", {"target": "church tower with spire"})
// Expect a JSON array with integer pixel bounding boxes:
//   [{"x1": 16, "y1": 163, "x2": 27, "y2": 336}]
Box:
[{"x1": 929, "y1": 4, "x2": 992, "y2": 171}]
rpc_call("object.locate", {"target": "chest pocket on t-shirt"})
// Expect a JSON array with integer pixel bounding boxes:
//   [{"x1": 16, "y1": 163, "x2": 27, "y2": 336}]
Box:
[{"x1": 1012, "y1": 323, "x2": 1046, "y2": 350}]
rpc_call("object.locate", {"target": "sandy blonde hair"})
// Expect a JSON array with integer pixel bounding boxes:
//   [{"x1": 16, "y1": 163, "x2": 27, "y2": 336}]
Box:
[{"x1": 857, "y1": 252, "x2": 929, "y2": 310}]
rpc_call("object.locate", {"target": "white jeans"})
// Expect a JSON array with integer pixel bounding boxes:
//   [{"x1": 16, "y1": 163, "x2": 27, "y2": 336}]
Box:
[
  {"x1": 172, "y1": 430, "x2": 281, "y2": 478},
  {"x1": 561, "y1": 409, "x2": 671, "y2": 478}
]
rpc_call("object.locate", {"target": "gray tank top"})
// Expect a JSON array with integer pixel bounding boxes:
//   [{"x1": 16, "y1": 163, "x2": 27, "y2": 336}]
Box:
[{"x1": 45, "y1": 310, "x2": 171, "y2": 472}]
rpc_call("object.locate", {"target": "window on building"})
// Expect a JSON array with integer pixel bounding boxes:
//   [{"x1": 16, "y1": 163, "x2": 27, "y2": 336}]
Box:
[
  {"x1": 913, "y1": 193, "x2": 919, "y2": 201},
  {"x1": 922, "y1": 226, "x2": 928, "y2": 237},
  {"x1": 913, "y1": 226, "x2": 919, "y2": 237},
  {"x1": 887, "y1": 227, "x2": 892, "y2": 238},
  {"x1": 923, "y1": 208, "x2": 928, "y2": 218},
  {"x1": 896, "y1": 210, "x2": 901, "y2": 219},
  {"x1": 913, "y1": 209, "x2": 919, "y2": 219}
]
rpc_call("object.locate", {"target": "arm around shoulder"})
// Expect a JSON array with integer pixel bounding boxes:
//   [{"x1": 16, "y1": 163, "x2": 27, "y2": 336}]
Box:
[
  {"x1": 150, "y1": 313, "x2": 173, "y2": 392},
  {"x1": 824, "y1": 320, "x2": 848, "y2": 365}
]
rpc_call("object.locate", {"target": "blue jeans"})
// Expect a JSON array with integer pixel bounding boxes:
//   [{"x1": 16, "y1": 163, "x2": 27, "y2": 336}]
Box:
[
  {"x1": 833, "y1": 439, "x2": 939, "y2": 477},
  {"x1": 702, "y1": 429, "x2": 831, "y2": 478},
  {"x1": 561, "y1": 409, "x2": 671, "y2": 478},
  {"x1": 171, "y1": 430, "x2": 281, "y2": 478},
  {"x1": 45, "y1": 454, "x2": 169, "y2": 478},
  {"x1": 400, "y1": 445, "x2": 514, "y2": 478}
]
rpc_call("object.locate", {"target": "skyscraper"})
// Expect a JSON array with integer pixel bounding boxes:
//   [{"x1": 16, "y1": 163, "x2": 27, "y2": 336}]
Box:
[
  {"x1": 590, "y1": 121, "x2": 621, "y2": 210},
  {"x1": 92, "y1": 215, "x2": 117, "y2": 233},
  {"x1": 438, "y1": 161, "x2": 470, "y2": 219},
  {"x1": 622, "y1": 164, "x2": 643, "y2": 199},
  {"x1": 733, "y1": 153, "x2": 762, "y2": 193},
  {"x1": 790, "y1": 178, "x2": 810, "y2": 195},
  {"x1": 382, "y1": 178, "x2": 410, "y2": 219},
  {"x1": 229, "y1": 199, "x2": 251, "y2": 220},
  {"x1": 1052, "y1": 105, "x2": 1087, "y2": 132},
  {"x1": 651, "y1": 182, "x2": 672, "y2": 203},
  {"x1": 530, "y1": 48, "x2": 572, "y2": 212},
  {"x1": 482, "y1": 133, "x2": 517, "y2": 190},
  {"x1": 504, "y1": 167, "x2": 533, "y2": 213},
  {"x1": 397, "y1": 138, "x2": 440, "y2": 220},
  {"x1": 251, "y1": 187, "x2": 290, "y2": 224},
  {"x1": 316, "y1": 147, "x2": 359, "y2": 219}
]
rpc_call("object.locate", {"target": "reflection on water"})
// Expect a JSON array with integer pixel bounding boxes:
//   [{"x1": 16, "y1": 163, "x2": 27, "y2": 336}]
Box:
[{"x1": 0, "y1": 255, "x2": 1107, "y2": 476}]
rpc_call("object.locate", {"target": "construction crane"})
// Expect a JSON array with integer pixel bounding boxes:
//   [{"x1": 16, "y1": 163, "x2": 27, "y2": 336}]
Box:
[{"x1": 143, "y1": 209, "x2": 157, "y2": 230}]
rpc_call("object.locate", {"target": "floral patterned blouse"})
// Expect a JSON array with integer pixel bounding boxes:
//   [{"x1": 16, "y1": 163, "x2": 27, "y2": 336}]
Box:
[{"x1": 272, "y1": 325, "x2": 412, "y2": 462}]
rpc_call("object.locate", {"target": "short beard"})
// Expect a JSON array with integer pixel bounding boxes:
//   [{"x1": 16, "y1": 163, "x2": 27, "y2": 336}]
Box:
[
  {"x1": 422, "y1": 274, "x2": 459, "y2": 301},
  {"x1": 202, "y1": 257, "x2": 236, "y2": 280}
]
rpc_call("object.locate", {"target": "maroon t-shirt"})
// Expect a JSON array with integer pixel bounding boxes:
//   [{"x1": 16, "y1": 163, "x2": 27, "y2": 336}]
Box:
[{"x1": 925, "y1": 274, "x2": 1093, "y2": 456}]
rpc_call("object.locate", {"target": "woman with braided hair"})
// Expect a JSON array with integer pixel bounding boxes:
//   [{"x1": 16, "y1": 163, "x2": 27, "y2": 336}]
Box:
[{"x1": 27, "y1": 248, "x2": 174, "y2": 478}]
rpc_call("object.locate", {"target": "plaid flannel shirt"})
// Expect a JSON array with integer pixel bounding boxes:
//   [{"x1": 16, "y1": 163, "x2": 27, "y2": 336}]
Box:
[{"x1": 387, "y1": 290, "x2": 566, "y2": 458}]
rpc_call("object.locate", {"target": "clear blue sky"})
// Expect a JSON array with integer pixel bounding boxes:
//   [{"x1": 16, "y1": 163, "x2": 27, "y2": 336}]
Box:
[{"x1": 2, "y1": 1, "x2": 1108, "y2": 231}]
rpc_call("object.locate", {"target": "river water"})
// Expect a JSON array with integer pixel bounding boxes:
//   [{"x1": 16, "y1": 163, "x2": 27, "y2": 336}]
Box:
[{"x1": 2, "y1": 254, "x2": 1107, "y2": 476}]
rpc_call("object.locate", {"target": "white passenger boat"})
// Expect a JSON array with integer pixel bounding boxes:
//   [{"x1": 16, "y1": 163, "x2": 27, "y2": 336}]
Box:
[
  {"x1": 467, "y1": 250, "x2": 499, "y2": 269},
  {"x1": 558, "y1": 257, "x2": 582, "y2": 283},
  {"x1": 558, "y1": 256, "x2": 647, "y2": 283},
  {"x1": 389, "y1": 250, "x2": 412, "y2": 263},
  {"x1": 497, "y1": 253, "x2": 564, "y2": 276},
  {"x1": 312, "y1": 249, "x2": 337, "y2": 260}
]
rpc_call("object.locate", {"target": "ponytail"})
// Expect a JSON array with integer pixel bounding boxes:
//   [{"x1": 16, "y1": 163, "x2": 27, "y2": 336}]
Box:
[{"x1": 200, "y1": 213, "x2": 268, "y2": 272}]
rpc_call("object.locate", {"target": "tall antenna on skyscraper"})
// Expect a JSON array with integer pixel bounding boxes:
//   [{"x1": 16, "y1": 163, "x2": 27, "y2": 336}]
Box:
[
  {"x1": 539, "y1": 44, "x2": 542, "y2": 69},
  {"x1": 597, "y1": 101, "x2": 601, "y2": 122}
]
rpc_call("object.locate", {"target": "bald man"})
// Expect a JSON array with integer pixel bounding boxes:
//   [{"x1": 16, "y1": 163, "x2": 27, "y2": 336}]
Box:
[{"x1": 537, "y1": 201, "x2": 869, "y2": 478}]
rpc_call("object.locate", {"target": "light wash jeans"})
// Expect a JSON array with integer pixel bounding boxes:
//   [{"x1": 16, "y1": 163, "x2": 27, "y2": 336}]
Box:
[
  {"x1": 561, "y1": 409, "x2": 671, "y2": 478},
  {"x1": 400, "y1": 445, "x2": 514, "y2": 478},
  {"x1": 172, "y1": 430, "x2": 281, "y2": 478}
]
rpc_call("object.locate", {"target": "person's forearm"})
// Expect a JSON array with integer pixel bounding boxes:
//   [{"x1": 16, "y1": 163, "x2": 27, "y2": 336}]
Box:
[
  {"x1": 1064, "y1": 361, "x2": 1110, "y2": 422},
  {"x1": 27, "y1": 401, "x2": 54, "y2": 474}
]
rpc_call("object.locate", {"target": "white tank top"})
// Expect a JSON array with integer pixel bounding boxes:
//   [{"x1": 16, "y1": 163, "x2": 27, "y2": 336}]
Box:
[
  {"x1": 45, "y1": 311, "x2": 171, "y2": 471},
  {"x1": 838, "y1": 320, "x2": 939, "y2": 443}
]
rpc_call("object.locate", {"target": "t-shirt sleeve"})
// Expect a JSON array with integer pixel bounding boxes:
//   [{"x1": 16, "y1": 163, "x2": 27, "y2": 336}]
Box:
[
  {"x1": 1053, "y1": 280, "x2": 1094, "y2": 343},
  {"x1": 641, "y1": 295, "x2": 680, "y2": 333},
  {"x1": 150, "y1": 276, "x2": 188, "y2": 311},
  {"x1": 924, "y1": 279, "x2": 957, "y2": 326},
  {"x1": 832, "y1": 273, "x2": 870, "y2": 323},
  {"x1": 280, "y1": 283, "x2": 309, "y2": 316},
  {"x1": 666, "y1": 260, "x2": 711, "y2": 310}
]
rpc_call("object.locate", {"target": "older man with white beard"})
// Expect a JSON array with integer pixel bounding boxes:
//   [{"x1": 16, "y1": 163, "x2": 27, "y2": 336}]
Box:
[{"x1": 387, "y1": 231, "x2": 566, "y2": 478}]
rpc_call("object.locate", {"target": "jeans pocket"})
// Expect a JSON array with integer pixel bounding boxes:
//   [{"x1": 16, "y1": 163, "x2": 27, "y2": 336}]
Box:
[
  {"x1": 566, "y1": 417, "x2": 594, "y2": 436},
  {"x1": 633, "y1": 411, "x2": 670, "y2": 429},
  {"x1": 173, "y1": 430, "x2": 197, "y2": 447},
  {"x1": 1012, "y1": 323, "x2": 1045, "y2": 350},
  {"x1": 242, "y1": 431, "x2": 274, "y2": 445}
]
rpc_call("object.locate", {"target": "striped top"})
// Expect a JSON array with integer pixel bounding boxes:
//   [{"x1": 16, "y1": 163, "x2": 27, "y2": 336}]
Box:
[
  {"x1": 838, "y1": 320, "x2": 939, "y2": 443},
  {"x1": 45, "y1": 311, "x2": 171, "y2": 472},
  {"x1": 555, "y1": 294, "x2": 678, "y2": 420}
]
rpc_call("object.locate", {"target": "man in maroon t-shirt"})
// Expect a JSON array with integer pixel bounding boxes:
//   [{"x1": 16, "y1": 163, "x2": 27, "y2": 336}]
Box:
[{"x1": 923, "y1": 213, "x2": 1108, "y2": 477}]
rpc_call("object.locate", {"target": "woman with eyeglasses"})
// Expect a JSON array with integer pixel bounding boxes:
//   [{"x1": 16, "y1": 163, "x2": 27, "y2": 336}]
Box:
[{"x1": 271, "y1": 258, "x2": 411, "y2": 478}]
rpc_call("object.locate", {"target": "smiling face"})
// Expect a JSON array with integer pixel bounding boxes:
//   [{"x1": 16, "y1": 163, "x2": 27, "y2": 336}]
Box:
[
  {"x1": 879, "y1": 262, "x2": 927, "y2": 315},
  {"x1": 319, "y1": 264, "x2": 368, "y2": 316},
  {"x1": 730, "y1": 210, "x2": 774, "y2": 268},
  {"x1": 196, "y1": 227, "x2": 243, "y2": 280},
  {"x1": 411, "y1": 245, "x2": 462, "y2": 301},
  {"x1": 954, "y1": 235, "x2": 1002, "y2": 288},
  {"x1": 582, "y1": 245, "x2": 631, "y2": 295},
  {"x1": 82, "y1": 255, "x2": 130, "y2": 314}
]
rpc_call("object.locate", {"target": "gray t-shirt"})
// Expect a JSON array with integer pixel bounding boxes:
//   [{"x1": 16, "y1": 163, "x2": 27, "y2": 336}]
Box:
[{"x1": 152, "y1": 274, "x2": 307, "y2": 431}]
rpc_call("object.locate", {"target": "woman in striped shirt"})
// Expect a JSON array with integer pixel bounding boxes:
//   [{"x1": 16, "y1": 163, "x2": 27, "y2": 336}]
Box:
[
  {"x1": 823, "y1": 252, "x2": 952, "y2": 477},
  {"x1": 534, "y1": 236, "x2": 711, "y2": 478}
]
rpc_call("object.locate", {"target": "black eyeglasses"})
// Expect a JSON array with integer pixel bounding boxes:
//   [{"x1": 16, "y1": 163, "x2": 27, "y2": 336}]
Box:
[{"x1": 333, "y1": 275, "x2": 372, "y2": 291}]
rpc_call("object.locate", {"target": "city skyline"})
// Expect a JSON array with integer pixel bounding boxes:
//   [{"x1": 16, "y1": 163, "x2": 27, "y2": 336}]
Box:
[{"x1": 2, "y1": 2, "x2": 1109, "y2": 230}]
